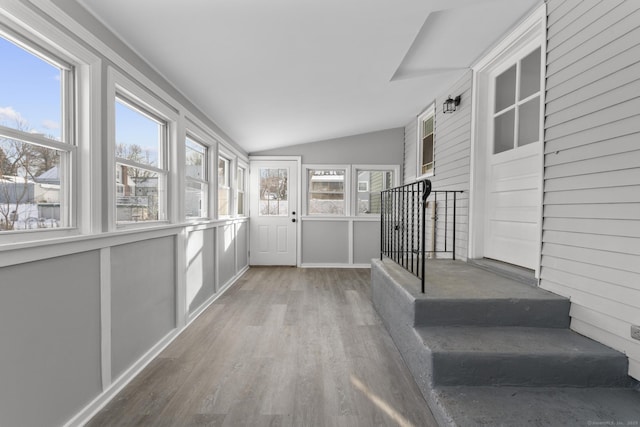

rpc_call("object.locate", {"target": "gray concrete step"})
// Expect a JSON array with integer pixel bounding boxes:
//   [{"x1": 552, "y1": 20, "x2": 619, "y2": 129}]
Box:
[
  {"x1": 416, "y1": 326, "x2": 631, "y2": 387},
  {"x1": 415, "y1": 296, "x2": 570, "y2": 328},
  {"x1": 416, "y1": 259, "x2": 570, "y2": 328},
  {"x1": 432, "y1": 385, "x2": 640, "y2": 427}
]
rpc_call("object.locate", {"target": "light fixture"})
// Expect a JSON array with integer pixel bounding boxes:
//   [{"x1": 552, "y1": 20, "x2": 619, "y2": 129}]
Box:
[{"x1": 443, "y1": 95, "x2": 461, "y2": 114}]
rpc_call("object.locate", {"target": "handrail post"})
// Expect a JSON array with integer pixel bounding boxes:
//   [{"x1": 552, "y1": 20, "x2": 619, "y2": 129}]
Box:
[{"x1": 421, "y1": 180, "x2": 432, "y2": 293}]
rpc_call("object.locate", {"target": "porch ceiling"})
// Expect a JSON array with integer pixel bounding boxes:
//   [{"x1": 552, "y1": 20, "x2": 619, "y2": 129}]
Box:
[{"x1": 76, "y1": 0, "x2": 540, "y2": 152}]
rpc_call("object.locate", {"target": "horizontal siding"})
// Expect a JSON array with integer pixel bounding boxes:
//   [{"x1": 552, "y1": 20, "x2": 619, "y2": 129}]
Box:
[
  {"x1": 542, "y1": 0, "x2": 640, "y2": 381},
  {"x1": 403, "y1": 119, "x2": 417, "y2": 184},
  {"x1": 402, "y1": 71, "x2": 472, "y2": 260}
]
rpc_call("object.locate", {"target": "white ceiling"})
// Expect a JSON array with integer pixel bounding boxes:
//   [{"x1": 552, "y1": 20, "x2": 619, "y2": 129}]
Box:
[{"x1": 77, "y1": 0, "x2": 539, "y2": 152}]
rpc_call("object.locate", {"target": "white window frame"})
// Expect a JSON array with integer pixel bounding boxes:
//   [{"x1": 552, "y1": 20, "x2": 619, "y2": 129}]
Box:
[
  {"x1": 107, "y1": 67, "x2": 177, "y2": 231},
  {"x1": 352, "y1": 165, "x2": 399, "y2": 216},
  {"x1": 303, "y1": 164, "x2": 350, "y2": 216},
  {"x1": 184, "y1": 133, "x2": 209, "y2": 220},
  {"x1": 236, "y1": 161, "x2": 247, "y2": 217},
  {"x1": 217, "y1": 150, "x2": 233, "y2": 218},
  {"x1": 0, "y1": 10, "x2": 100, "y2": 245},
  {"x1": 416, "y1": 104, "x2": 435, "y2": 179}
]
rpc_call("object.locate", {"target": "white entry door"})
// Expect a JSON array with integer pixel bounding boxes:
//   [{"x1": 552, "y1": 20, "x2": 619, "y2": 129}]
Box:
[
  {"x1": 483, "y1": 46, "x2": 544, "y2": 270},
  {"x1": 249, "y1": 160, "x2": 298, "y2": 265}
]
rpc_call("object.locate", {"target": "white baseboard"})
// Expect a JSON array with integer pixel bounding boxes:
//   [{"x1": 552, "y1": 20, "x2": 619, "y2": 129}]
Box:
[{"x1": 299, "y1": 263, "x2": 371, "y2": 269}]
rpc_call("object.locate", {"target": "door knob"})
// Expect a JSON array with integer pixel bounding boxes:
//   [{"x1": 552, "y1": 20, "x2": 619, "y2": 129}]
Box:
[{"x1": 291, "y1": 218, "x2": 296, "y2": 223}]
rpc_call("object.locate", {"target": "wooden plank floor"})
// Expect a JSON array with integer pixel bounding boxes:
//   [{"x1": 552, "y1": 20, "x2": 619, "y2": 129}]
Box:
[{"x1": 88, "y1": 267, "x2": 438, "y2": 427}]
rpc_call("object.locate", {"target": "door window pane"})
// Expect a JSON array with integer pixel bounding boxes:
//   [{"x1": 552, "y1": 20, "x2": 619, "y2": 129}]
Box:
[
  {"x1": 259, "y1": 168, "x2": 288, "y2": 216},
  {"x1": 519, "y1": 47, "x2": 541, "y2": 100},
  {"x1": 308, "y1": 169, "x2": 345, "y2": 215},
  {"x1": 494, "y1": 109, "x2": 515, "y2": 154},
  {"x1": 518, "y1": 97, "x2": 540, "y2": 146},
  {"x1": 495, "y1": 65, "x2": 516, "y2": 112}
]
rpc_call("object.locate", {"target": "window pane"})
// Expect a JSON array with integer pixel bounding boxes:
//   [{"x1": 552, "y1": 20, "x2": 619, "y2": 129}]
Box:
[
  {"x1": 0, "y1": 36, "x2": 63, "y2": 141},
  {"x1": 115, "y1": 100, "x2": 162, "y2": 168},
  {"x1": 237, "y1": 167, "x2": 245, "y2": 216},
  {"x1": 116, "y1": 164, "x2": 163, "y2": 223},
  {"x1": 0, "y1": 138, "x2": 63, "y2": 230},
  {"x1": 218, "y1": 157, "x2": 229, "y2": 187},
  {"x1": 518, "y1": 97, "x2": 540, "y2": 146},
  {"x1": 259, "y1": 168, "x2": 288, "y2": 216},
  {"x1": 421, "y1": 134, "x2": 434, "y2": 175},
  {"x1": 218, "y1": 157, "x2": 230, "y2": 216},
  {"x1": 185, "y1": 137, "x2": 206, "y2": 180},
  {"x1": 308, "y1": 169, "x2": 344, "y2": 215},
  {"x1": 186, "y1": 181, "x2": 206, "y2": 218},
  {"x1": 519, "y1": 47, "x2": 541, "y2": 100},
  {"x1": 494, "y1": 109, "x2": 515, "y2": 154},
  {"x1": 357, "y1": 170, "x2": 393, "y2": 215},
  {"x1": 495, "y1": 65, "x2": 516, "y2": 112}
]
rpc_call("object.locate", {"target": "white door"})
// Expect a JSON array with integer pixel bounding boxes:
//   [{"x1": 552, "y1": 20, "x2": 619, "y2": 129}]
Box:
[
  {"x1": 484, "y1": 45, "x2": 544, "y2": 270},
  {"x1": 249, "y1": 160, "x2": 298, "y2": 265}
]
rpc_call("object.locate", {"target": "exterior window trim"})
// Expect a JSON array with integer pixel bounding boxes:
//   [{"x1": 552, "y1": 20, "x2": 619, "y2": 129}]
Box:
[{"x1": 416, "y1": 104, "x2": 435, "y2": 180}]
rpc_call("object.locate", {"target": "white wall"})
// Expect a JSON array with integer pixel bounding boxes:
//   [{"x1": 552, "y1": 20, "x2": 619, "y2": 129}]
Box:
[{"x1": 541, "y1": 0, "x2": 640, "y2": 380}]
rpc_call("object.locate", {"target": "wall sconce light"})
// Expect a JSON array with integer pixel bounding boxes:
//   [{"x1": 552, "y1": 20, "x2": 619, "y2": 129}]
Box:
[{"x1": 443, "y1": 95, "x2": 461, "y2": 114}]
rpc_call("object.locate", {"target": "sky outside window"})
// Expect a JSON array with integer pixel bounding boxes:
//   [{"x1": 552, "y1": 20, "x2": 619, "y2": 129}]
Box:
[
  {"x1": 0, "y1": 35, "x2": 62, "y2": 140},
  {"x1": 115, "y1": 99, "x2": 161, "y2": 167}
]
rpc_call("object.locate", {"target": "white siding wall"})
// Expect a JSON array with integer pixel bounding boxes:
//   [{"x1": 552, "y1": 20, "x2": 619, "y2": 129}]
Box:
[
  {"x1": 403, "y1": 71, "x2": 472, "y2": 260},
  {"x1": 542, "y1": 0, "x2": 640, "y2": 380}
]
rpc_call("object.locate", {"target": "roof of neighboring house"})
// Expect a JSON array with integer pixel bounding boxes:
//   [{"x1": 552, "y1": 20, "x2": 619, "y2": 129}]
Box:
[{"x1": 35, "y1": 166, "x2": 59, "y2": 184}]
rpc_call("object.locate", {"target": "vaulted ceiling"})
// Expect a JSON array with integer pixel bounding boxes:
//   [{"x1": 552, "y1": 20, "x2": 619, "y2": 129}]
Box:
[{"x1": 77, "y1": 0, "x2": 540, "y2": 152}]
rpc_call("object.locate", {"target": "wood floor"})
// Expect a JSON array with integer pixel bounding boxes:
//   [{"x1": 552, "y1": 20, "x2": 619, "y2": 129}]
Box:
[{"x1": 88, "y1": 267, "x2": 438, "y2": 427}]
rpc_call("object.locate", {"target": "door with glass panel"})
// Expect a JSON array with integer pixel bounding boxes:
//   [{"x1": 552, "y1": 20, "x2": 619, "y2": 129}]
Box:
[
  {"x1": 249, "y1": 160, "x2": 298, "y2": 265},
  {"x1": 484, "y1": 46, "x2": 543, "y2": 270}
]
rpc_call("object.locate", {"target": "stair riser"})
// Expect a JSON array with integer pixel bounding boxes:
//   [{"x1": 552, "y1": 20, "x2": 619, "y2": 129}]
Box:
[
  {"x1": 415, "y1": 299, "x2": 570, "y2": 328},
  {"x1": 432, "y1": 353, "x2": 630, "y2": 387}
]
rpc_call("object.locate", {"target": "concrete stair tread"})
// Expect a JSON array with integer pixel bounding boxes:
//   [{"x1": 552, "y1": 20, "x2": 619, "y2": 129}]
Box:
[
  {"x1": 416, "y1": 326, "x2": 624, "y2": 357},
  {"x1": 432, "y1": 385, "x2": 640, "y2": 426}
]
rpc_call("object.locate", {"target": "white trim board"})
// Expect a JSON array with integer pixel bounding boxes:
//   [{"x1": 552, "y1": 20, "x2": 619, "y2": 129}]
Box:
[{"x1": 468, "y1": 2, "x2": 546, "y2": 278}]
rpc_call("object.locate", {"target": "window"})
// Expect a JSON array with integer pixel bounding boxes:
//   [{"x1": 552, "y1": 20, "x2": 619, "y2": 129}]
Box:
[
  {"x1": 493, "y1": 47, "x2": 542, "y2": 154},
  {"x1": 355, "y1": 169, "x2": 394, "y2": 215},
  {"x1": 418, "y1": 107, "x2": 435, "y2": 176},
  {"x1": 185, "y1": 136, "x2": 208, "y2": 219},
  {"x1": 259, "y1": 168, "x2": 288, "y2": 216},
  {"x1": 237, "y1": 166, "x2": 246, "y2": 216},
  {"x1": 0, "y1": 33, "x2": 74, "y2": 232},
  {"x1": 114, "y1": 97, "x2": 167, "y2": 224},
  {"x1": 307, "y1": 168, "x2": 346, "y2": 215},
  {"x1": 218, "y1": 155, "x2": 230, "y2": 217}
]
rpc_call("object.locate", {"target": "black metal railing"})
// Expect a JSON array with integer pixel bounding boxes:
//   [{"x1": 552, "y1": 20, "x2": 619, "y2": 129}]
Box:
[{"x1": 380, "y1": 179, "x2": 462, "y2": 293}]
